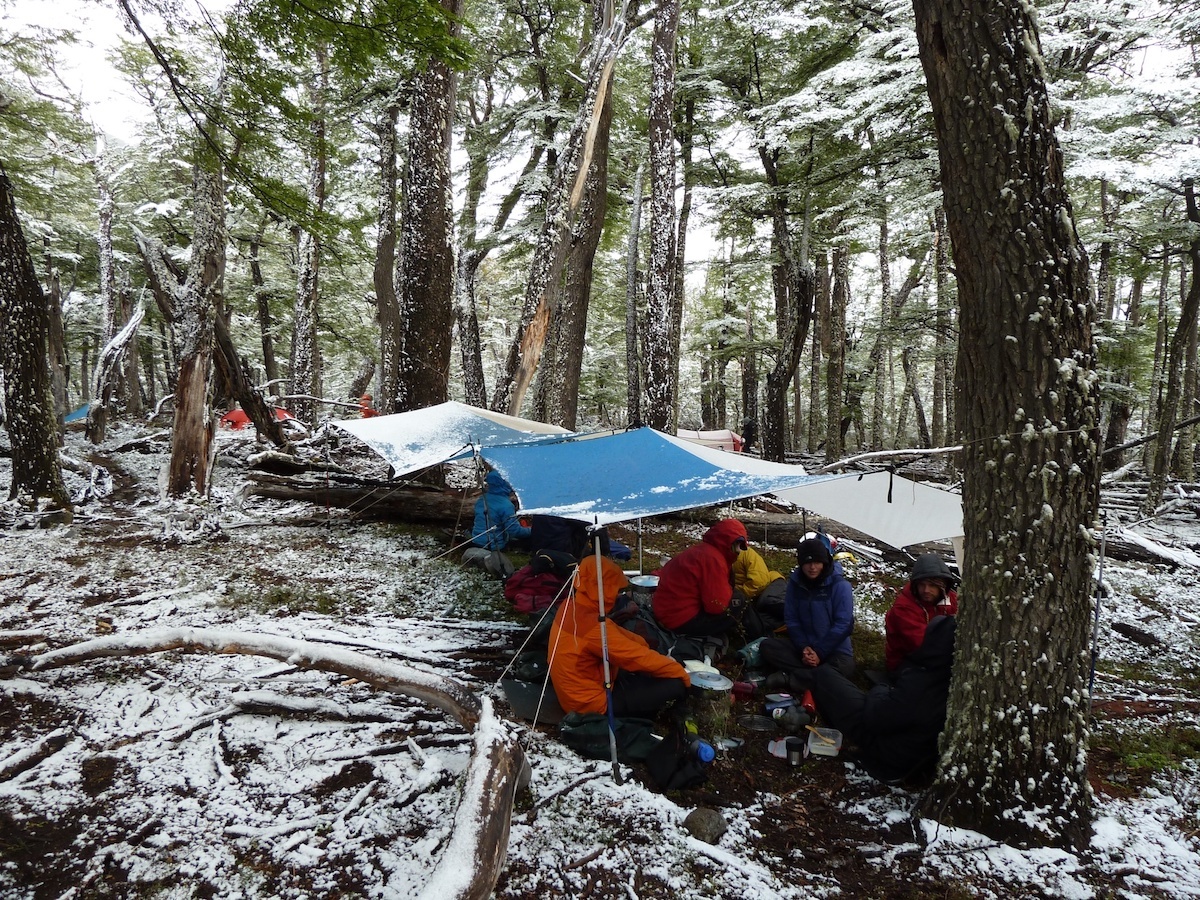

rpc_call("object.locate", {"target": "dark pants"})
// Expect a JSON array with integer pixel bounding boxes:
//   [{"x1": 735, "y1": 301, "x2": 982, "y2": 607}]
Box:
[
  {"x1": 611, "y1": 671, "x2": 688, "y2": 720},
  {"x1": 759, "y1": 636, "x2": 855, "y2": 691},
  {"x1": 810, "y1": 665, "x2": 869, "y2": 744},
  {"x1": 674, "y1": 610, "x2": 736, "y2": 637}
]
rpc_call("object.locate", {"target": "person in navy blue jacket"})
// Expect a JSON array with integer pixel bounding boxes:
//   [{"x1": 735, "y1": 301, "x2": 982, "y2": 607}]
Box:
[
  {"x1": 471, "y1": 470, "x2": 531, "y2": 551},
  {"x1": 759, "y1": 536, "x2": 855, "y2": 693}
]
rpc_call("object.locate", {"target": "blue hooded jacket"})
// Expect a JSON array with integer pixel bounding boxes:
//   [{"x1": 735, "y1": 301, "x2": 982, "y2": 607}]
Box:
[
  {"x1": 783, "y1": 560, "x2": 854, "y2": 662},
  {"x1": 472, "y1": 471, "x2": 531, "y2": 550}
]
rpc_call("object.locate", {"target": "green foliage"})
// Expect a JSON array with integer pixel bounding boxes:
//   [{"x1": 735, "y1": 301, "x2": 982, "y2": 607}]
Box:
[{"x1": 1093, "y1": 720, "x2": 1200, "y2": 777}]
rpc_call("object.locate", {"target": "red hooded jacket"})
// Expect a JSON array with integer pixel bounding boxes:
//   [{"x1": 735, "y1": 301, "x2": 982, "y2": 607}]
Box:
[
  {"x1": 651, "y1": 519, "x2": 748, "y2": 631},
  {"x1": 884, "y1": 581, "x2": 959, "y2": 671},
  {"x1": 549, "y1": 556, "x2": 690, "y2": 714}
]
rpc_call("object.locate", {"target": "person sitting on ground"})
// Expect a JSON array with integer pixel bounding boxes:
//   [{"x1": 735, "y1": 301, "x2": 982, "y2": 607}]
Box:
[
  {"x1": 884, "y1": 553, "x2": 959, "y2": 673},
  {"x1": 759, "y1": 536, "x2": 855, "y2": 693},
  {"x1": 812, "y1": 615, "x2": 957, "y2": 784},
  {"x1": 651, "y1": 518, "x2": 750, "y2": 638},
  {"x1": 471, "y1": 470, "x2": 531, "y2": 551},
  {"x1": 733, "y1": 543, "x2": 786, "y2": 638},
  {"x1": 550, "y1": 555, "x2": 691, "y2": 719}
]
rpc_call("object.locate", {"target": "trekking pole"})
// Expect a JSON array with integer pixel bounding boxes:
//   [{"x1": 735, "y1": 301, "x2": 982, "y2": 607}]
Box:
[
  {"x1": 1087, "y1": 513, "x2": 1107, "y2": 716},
  {"x1": 592, "y1": 521, "x2": 624, "y2": 784}
]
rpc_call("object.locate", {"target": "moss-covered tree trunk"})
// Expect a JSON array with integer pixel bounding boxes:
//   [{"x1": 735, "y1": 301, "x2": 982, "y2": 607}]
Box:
[
  {"x1": 0, "y1": 163, "x2": 70, "y2": 512},
  {"x1": 914, "y1": 0, "x2": 1100, "y2": 849}
]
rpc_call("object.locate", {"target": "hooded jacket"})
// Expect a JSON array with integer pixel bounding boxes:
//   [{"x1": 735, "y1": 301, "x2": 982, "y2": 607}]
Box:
[
  {"x1": 733, "y1": 546, "x2": 784, "y2": 600},
  {"x1": 782, "y1": 555, "x2": 854, "y2": 662},
  {"x1": 884, "y1": 554, "x2": 959, "y2": 671},
  {"x1": 651, "y1": 519, "x2": 748, "y2": 631},
  {"x1": 549, "y1": 556, "x2": 690, "y2": 714},
  {"x1": 471, "y1": 471, "x2": 531, "y2": 550}
]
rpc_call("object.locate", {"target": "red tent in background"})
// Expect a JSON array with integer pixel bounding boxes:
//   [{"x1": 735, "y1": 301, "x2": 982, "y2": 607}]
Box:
[{"x1": 219, "y1": 407, "x2": 295, "y2": 430}]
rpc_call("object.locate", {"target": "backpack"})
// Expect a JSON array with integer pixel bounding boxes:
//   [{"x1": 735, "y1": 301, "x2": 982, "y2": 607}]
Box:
[
  {"x1": 504, "y1": 565, "x2": 569, "y2": 614},
  {"x1": 644, "y1": 721, "x2": 710, "y2": 792},
  {"x1": 558, "y1": 712, "x2": 660, "y2": 763}
]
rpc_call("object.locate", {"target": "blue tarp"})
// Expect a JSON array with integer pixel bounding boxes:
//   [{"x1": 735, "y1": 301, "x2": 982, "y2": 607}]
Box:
[
  {"x1": 64, "y1": 404, "x2": 89, "y2": 423},
  {"x1": 467, "y1": 427, "x2": 850, "y2": 526}
]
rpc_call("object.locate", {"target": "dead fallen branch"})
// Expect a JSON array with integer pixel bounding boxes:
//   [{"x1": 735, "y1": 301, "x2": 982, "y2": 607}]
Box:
[
  {"x1": 0, "y1": 727, "x2": 72, "y2": 781},
  {"x1": 28, "y1": 628, "x2": 526, "y2": 900},
  {"x1": 240, "y1": 472, "x2": 476, "y2": 523}
]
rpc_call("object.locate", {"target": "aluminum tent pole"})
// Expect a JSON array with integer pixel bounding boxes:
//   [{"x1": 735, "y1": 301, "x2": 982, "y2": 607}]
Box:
[{"x1": 592, "y1": 521, "x2": 623, "y2": 783}]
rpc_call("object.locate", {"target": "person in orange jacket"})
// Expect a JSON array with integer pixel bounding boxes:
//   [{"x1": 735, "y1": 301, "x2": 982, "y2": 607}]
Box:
[
  {"x1": 550, "y1": 555, "x2": 691, "y2": 719},
  {"x1": 651, "y1": 518, "x2": 749, "y2": 637}
]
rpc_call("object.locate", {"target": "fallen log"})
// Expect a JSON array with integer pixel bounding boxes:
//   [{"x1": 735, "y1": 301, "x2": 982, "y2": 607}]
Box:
[
  {"x1": 29, "y1": 628, "x2": 527, "y2": 900},
  {"x1": 241, "y1": 471, "x2": 477, "y2": 523}
]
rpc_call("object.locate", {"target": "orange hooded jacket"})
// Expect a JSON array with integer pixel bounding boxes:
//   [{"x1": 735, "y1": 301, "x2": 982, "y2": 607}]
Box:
[{"x1": 549, "y1": 555, "x2": 690, "y2": 714}]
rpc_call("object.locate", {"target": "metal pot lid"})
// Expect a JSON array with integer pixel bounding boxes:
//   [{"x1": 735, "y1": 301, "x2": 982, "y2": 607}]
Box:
[
  {"x1": 628, "y1": 575, "x2": 659, "y2": 588},
  {"x1": 691, "y1": 671, "x2": 734, "y2": 691}
]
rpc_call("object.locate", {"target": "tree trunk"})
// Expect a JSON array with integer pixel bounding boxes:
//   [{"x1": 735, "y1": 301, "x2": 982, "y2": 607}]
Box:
[
  {"x1": 43, "y1": 239, "x2": 67, "y2": 432},
  {"x1": 374, "y1": 99, "x2": 403, "y2": 414},
  {"x1": 1103, "y1": 276, "x2": 1141, "y2": 469},
  {"x1": 758, "y1": 147, "x2": 815, "y2": 463},
  {"x1": 397, "y1": 2, "x2": 462, "y2": 412},
  {"x1": 870, "y1": 212, "x2": 892, "y2": 451},
  {"x1": 901, "y1": 345, "x2": 931, "y2": 447},
  {"x1": 1148, "y1": 202, "x2": 1200, "y2": 510},
  {"x1": 491, "y1": 8, "x2": 626, "y2": 416},
  {"x1": 931, "y1": 206, "x2": 951, "y2": 448},
  {"x1": 533, "y1": 22, "x2": 613, "y2": 431},
  {"x1": 643, "y1": 0, "x2": 680, "y2": 431},
  {"x1": 0, "y1": 163, "x2": 71, "y2": 511},
  {"x1": 824, "y1": 246, "x2": 848, "y2": 464},
  {"x1": 1172, "y1": 302, "x2": 1198, "y2": 478},
  {"x1": 808, "y1": 253, "x2": 829, "y2": 453},
  {"x1": 914, "y1": 0, "x2": 1100, "y2": 849},
  {"x1": 289, "y1": 48, "x2": 328, "y2": 425},
  {"x1": 1143, "y1": 251, "x2": 1171, "y2": 471},
  {"x1": 625, "y1": 164, "x2": 645, "y2": 427},
  {"x1": 249, "y1": 220, "x2": 281, "y2": 391},
  {"x1": 166, "y1": 140, "x2": 223, "y2": 498}
]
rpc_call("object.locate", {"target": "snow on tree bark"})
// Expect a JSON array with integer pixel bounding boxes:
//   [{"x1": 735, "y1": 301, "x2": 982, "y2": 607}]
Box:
[
  {"x1": 492, "y1": 4, "x2": 627, "y2": 417},
  {"x1": 643, "y1": 0, "x2": 680, "y2": 432},
  {"x1": 1144, "y1": 182, "x2": 1200, "y2": 512},
  {"x1": 0, "y1": 163, "x2": 71, "y2": 511},
  {"x1": 625, "y1": 165, "x2": 645, "y2": 427},
  {"x1": 167, "y1": 143, "x2": 224, "y2": 499},
  {"x1": 533, "y1": 18, "x2": 613, "y2": 432},
  {"x1": 397, "y1": 0, "x2": 462, "y2": 413},
  {"x1": 375, "y1": 100, "x2": 403, "y2": 415},
  {"x1": 290, "y1": 48, "x2": 328, "y2": 426},
  {"x1": 913, "y1": 0, "x2": 1100, "y2": 849}
]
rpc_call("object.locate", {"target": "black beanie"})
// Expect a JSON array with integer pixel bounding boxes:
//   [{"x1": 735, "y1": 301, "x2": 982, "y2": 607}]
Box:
[{"x1": 796, "y1": 537, "x2": 832, "y2": 569}]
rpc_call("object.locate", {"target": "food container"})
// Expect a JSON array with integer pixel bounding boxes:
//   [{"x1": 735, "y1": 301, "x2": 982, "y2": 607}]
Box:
[
  {"x1": 628, "y1": 574, "x2": 659, "y2": 606},
  {"x1": 806, "y1": 726, "x2": 843, "y2": 757}
]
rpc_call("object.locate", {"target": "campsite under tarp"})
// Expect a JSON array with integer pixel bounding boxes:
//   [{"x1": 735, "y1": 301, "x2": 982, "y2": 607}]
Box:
[
  {"x1": 338, "y1": 404, "x2": 965, "y2": 552},
  {"x1": 334, "y1": 401, "x2": 570, "y2": 478},
  {"x1": 460, "y1": 427, "x2": 854, "y2": 527}
]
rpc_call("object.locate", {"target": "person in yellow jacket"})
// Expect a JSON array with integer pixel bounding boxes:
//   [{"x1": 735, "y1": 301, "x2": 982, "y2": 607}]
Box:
[
  {"x1": 733, "y1": 545, "x2": 785, "y2": 607},
  {"x1": 550, "y1": 555, "x2": 691, "y2": 718}
]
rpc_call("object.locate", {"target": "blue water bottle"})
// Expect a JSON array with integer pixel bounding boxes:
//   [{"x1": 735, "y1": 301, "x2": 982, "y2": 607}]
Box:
[{"x1": 690, "y1": 739, "x2": 715, "y2": 764}]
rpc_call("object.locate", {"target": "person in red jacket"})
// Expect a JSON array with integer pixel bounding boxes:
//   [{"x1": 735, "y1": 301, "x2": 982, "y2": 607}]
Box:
[
  {"x1": 651, "y1": 518, "x2": 749, "y2": 637},
  {"x1": 884, "y1": 553, "x2": 959, "y2": 672},
  {"x1": 550, "y1": 555, "x2": 690, "y2": 718}
]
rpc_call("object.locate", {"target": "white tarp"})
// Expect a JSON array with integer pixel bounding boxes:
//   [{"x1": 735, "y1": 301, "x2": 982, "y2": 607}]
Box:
[
  {"x1": 775, "y1": 470, "x2": 964, "y2": 550},
  {"x1": 333, "y1": 401, "x2": 569, "y2": 478}
]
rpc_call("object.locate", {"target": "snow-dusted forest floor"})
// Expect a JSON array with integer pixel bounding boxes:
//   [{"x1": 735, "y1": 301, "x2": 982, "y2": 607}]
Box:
[{"x1": 2, "y1": 423, "x2": 1199, "y2": 899}]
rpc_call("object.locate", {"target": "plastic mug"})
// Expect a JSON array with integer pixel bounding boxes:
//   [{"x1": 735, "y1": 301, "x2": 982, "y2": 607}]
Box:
[{"x1": 785, "y1": 736, "x2": 804, "y2": 766}]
